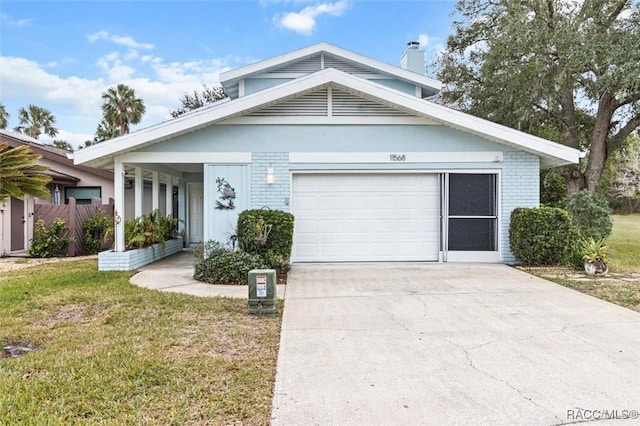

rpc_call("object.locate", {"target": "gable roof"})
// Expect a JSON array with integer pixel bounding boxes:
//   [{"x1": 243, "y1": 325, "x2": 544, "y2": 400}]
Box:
[
  {"x1": 74, "y1": 67, "x2": 579, "y2": 169},
  {"x1": 220, "y1": 42, "x2": 442, "y2": 99},
  {"x1": 1, "y1": 129, "x2": 113, "y2": 180}
]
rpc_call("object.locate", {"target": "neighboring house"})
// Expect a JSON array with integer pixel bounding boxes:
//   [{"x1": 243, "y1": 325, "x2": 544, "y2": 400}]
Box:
[
  {"x1": 0, "y1": 130, "x2": 115, "y2": 255},
  {"x1": 74, "y1": 42, "x2": 580, "y2": 265}
]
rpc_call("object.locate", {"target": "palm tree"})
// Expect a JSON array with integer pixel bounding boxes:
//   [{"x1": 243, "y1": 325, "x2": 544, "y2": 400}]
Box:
[
  {"x1": 0, "y1": 102, "x2": 9, "y2": 129},
  {"x1": 100, "y1": 84, "x2": 145, "y2": 135},
  {"x1": 0, "y1": 142, "x2": 51, "y2": 200},
  {"x1": 94, "y1": 119, "x2": 121, "y2": 143},
  {"x1": 13, "y1": 104, "x2": 59, "y2": 139}
]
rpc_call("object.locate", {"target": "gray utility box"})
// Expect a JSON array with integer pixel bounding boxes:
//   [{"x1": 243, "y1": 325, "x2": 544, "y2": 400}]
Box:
[{"x1": 248, "y1": 269, "x2": 277, "y2": 316}]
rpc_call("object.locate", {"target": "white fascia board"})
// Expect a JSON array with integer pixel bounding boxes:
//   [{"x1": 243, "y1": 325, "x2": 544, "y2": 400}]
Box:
[{"x1": 219, "y1": 42, "x2": 442, "y2": 92}]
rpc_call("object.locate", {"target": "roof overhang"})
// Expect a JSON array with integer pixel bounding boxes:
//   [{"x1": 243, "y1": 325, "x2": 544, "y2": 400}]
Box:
[{"x1": 75, "y1": 68, "x2": 579, "y2": 169}]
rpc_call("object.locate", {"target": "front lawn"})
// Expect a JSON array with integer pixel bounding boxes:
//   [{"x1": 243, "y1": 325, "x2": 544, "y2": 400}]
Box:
[
  {"x1": 522, "y1": 214, "x2": 640, "y2": 312},
  {"x1": 0, "y1": 259, "x2": 281, "y2": 424}
]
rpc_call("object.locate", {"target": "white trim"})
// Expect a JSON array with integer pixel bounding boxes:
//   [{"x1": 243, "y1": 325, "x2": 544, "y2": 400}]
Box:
[
  {"x1": 165, "y1": 174, "x2": 173, "y2": 217},
  {"x1": 327, "y1": 86, "x2": 333, "y2": 117},
  {"x1": 238, "y1": 80, "x2": 245, "y2": 97},
  {"x1": 114, "y1": 161, "x2": 125, "y2": 252},
  {"x1": 115, "y1": 152, "x2": 251, "y2": 163},
  {"x1": 289, "y1": 152, "x2": 503, "y2": 164},
  {"x1": 219, "y1": 116, "x2": 437, "y2": 125},
  {"x1": 220, "y1": 42, "x2": 442, "y2": 91}
]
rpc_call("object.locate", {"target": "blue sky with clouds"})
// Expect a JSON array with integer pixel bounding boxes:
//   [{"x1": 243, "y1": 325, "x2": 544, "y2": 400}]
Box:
[{"x1": 0, "y1": 1, "x2": 457, "y2": 147}]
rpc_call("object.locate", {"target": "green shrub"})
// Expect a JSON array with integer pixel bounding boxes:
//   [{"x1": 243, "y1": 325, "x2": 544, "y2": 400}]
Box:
[
  {"x1": 540, "y1": 168, "x2": 567, "y2": 208},
  {"x1": 193, "y1": 241, "x2": 268, "y2": 285},
  {"x1": 83, "y1": 209, "x2": 113, "y2": 254},
  {"x1": 29, "y1": 218, "x2": 73, "y2": 258},
  {"x1": 509, "y1": 207, "x2": 578, "y2": 265},
  {"x1": 237, "y1": 209, "x2": 294, "y2": 267},
  {"x1": 566, "y1": 190, "x2": 612, "y2": 240},
  {"x1": 124, "y1": 210, "x2": 180, "y2": 250}
]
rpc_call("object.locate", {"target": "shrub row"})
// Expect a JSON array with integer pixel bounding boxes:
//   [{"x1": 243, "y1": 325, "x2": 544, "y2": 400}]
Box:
[{"x1": 193, "y1": 241, "x2": 268, "y2": 285}]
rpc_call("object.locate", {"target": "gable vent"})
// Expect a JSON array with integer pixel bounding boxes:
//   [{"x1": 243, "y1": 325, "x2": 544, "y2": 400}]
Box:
[
  {"x1": 323, "y1": 55, "x2": 377, "y2": 76},
  {"x1": 248, "y1": 89, "x2": 328, "y2": 116},
  {"x1": 271, "y1": 55, "x2": 322, "y2": 74},
  {"x1": 332, "y1": 89, "x2": 412, "y2": 116}
]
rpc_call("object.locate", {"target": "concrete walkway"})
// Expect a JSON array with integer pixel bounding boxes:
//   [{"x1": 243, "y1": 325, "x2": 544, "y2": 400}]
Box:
[
  {"x1": 129, "y1": 250, "x2": 286, "y2": 299},
  {"x1": 271, "y1": 263, "x2": 640, "y2": 425}
]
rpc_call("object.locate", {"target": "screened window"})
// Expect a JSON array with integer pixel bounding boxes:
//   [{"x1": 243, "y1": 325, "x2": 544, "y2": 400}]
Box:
[
  {"x1": 448, "y1": 174, "x2": 497, "y2": 251},
  {"x1": 65, "y1": 187, "x2": 101, "y2": 205}
]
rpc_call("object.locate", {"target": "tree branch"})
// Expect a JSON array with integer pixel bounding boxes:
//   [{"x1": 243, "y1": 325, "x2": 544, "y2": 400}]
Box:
[{"x1": 608, "y1": 113, "x2": 640, "y2": 156}]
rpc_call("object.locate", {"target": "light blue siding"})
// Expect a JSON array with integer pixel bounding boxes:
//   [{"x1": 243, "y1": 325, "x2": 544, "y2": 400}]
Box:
[
  {"x1": 140, "y1": 125, "x2": 507, "y2": 153},
  {"x1": 244, "y1": 78, "x2": 292, "y2": 96},
  {"x1": 251, "y1": 152, "x2": 290, "y2": 212},
  {"x1": 500, "y1": 151, "x2": 540, "y2": 263},
  {"x1": 370, "y1": 79, "x2": 416, "y2": 95}
]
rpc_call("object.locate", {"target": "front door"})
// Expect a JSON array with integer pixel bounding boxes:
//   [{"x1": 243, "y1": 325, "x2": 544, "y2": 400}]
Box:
[
  {"x1": 188, "y1": 183, "x2": 204, "y2": 244},
  {"x1": 10, "y1": 197, "x2": 25, "y2": 251}
]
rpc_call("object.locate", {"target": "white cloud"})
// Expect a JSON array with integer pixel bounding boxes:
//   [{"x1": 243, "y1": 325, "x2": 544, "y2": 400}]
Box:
[
  {"x1": 418, "y1": 34, "x2": 430, "y2": 47},
  {"x1": 275, "y1": 1, "x2": 348, "y2": 35},
  {"x1": 0, "y1": 14, "x2": 33, "y2": 27},
  {"x1": 87, "y1": 31, "x2": 155, "y2": 50}
]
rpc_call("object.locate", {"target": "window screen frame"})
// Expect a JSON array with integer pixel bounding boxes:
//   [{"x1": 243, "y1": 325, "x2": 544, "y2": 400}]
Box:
[{"x1": 65, "y1": 186, "x2": 102, "y2": 205}]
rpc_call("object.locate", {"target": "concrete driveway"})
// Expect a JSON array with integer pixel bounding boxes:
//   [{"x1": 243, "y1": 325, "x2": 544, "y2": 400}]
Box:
[{"x1": 271, "y1": 264, "x2": 640, "y2": 425}]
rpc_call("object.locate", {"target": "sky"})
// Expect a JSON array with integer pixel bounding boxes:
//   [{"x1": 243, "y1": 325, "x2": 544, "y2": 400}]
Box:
[{"x1": 0, "y1": 0, "x2": 458, "y2": 148}]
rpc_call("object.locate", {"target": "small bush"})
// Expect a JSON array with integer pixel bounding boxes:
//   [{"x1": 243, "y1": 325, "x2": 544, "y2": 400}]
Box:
[
  {"x1": 566, "y1": 190, "x2": 612, "y2": 240},
  {"x1": 509, "y1": 207, "x2": 578, "y2": 265},
  {"x1": 29, "y1": 218, "x2": 73, "y2": 258},
  {"x1": 237, "y1": 209, "x2": 294, "y2": 267},
  {"x1": 193, "y1": 241, "x2": 268, "y2": 285},
  {"x1": 83, "y1": 209, "x2": 113, "y2": 254}
]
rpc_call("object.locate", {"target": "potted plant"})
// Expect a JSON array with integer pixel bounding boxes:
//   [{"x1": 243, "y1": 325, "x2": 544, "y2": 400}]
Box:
[
  {"x1": 253, "y1": 217, "x2": 272, "y2": 247},
  {"x1": 581, "y1": 237, "x2": 609, "y2": 275}
]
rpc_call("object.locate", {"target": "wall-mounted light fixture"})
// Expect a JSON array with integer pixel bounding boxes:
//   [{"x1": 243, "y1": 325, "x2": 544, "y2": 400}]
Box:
[{"x1": 266, "y1": 168, "x2": 275, "y2": 184}]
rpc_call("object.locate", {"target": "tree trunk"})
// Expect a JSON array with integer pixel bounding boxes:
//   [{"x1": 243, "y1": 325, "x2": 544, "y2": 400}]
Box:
[
  {"x1": 584, "y1": 94, "x2": 616, "y2": 192},
  {"x1": 563, "y1": 166, "x2": 586, "y2": 195}
]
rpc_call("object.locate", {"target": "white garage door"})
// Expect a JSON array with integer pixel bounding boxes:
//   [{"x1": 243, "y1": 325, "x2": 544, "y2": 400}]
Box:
[{"x1": 292, "y1": 173, "x2": 440, "y2": 262}]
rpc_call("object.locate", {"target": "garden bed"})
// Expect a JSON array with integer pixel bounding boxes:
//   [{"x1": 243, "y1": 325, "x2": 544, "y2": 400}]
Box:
[{"x1": 98, "y1": 238, "x2": 183, "y2": 271}]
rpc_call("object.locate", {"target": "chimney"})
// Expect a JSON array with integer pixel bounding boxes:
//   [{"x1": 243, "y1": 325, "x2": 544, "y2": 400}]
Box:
[{"x1": 400, "y1": 41, "x2": 425, "y2": 75}]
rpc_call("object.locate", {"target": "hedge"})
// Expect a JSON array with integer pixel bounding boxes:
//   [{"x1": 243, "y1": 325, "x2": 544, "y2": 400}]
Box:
[
  {"x1": 237, "y1": 209, "x2": 294, "y2": 262},
  {"x1": 509, "y1": 207, "x2": 578, "y2": 266}
]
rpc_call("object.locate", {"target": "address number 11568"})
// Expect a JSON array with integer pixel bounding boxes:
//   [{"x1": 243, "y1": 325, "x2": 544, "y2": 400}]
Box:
[{"x1": 389, "y1": 154, "x2": 406, "y2": 161}]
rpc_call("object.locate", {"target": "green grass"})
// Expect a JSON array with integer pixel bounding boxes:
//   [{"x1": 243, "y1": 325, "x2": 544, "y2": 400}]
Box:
[
  {"x1": 0, "y1": 260, "x2": 281, "y2": 425},
  {"x1": 524, "y1": 214, "x2": 640, "y2": 312},
  {"x1": 608, "y1": 214, "x2": 640, "y2": 271}
]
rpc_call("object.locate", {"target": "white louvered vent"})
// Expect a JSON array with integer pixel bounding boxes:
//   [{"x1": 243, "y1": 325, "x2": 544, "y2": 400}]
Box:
[
  {"x1": 332, "y1": 89, "x2": 412, "y2": 116},
  {"x1": 271, "y1": 55, "x2": 322, "y2": 73},
  {"x1": 248, "y1": 89, "x2": 328, "y2": 116},
  {"x1": 323, "y1": 55, "x2": 378, "y2": 76}
]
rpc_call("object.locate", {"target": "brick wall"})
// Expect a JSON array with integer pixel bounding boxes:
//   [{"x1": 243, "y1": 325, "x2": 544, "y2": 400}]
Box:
[
  {"x1": 501, "y1": 151, "x2": 540, "y2": 263},
  {"x1": 250, "y1": 152, "x2": 290, "y2": 212}
]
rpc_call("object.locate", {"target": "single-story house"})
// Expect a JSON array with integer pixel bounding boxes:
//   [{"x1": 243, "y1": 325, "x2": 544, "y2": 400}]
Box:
[
  {"x1": 0, "y1": 130, "x2": 115, "y2": 255},
  {"x1": 74, "y1": 42, "x2": 580, "y2": 268}
]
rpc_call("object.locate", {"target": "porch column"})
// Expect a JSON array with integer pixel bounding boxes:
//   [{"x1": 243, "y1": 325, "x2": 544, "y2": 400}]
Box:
[
  {"x1": 152, "y1": 171, "x2": 159, "y2": 211},
  {"x1": 134, "y1": 166, "x2": 143, "y2": 218},
  {"x1": 165, "y1": 174, "x2": 173, "y2": 217},
  {"x1": 114, "y1": 161, "x2": 125, "y2": 252}
]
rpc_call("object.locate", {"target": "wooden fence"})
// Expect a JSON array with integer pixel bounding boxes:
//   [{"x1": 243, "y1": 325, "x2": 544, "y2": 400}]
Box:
[{"x1": 34, "y1": 198, "x2": 114, "y2": 256}]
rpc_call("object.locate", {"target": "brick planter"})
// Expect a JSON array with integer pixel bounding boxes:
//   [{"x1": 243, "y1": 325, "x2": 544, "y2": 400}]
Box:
[{"x1": 98, "y1": 238, "x2": 183, "y2": 271}]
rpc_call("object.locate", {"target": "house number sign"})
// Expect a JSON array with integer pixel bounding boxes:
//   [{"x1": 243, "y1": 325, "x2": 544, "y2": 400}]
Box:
[{"x1": 389, "y1": 154, "x2": 406, "y2": 161}]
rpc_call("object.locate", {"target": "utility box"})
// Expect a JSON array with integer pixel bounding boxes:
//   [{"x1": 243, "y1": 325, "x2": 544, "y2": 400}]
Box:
[{"x1": 248, "y1": 269, "x2": 277, "y2": 316}]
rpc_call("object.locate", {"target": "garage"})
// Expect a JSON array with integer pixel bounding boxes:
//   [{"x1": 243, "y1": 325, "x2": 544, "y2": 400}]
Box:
[{"x1": 292, "y1": 173, "x2": 440, "y2": 262}]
